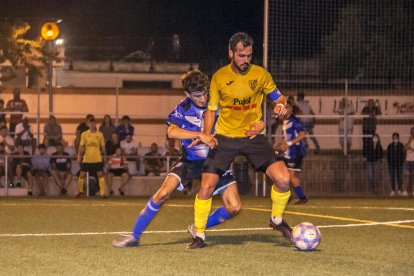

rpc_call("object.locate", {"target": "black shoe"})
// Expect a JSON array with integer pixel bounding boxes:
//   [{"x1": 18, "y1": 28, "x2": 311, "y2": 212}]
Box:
[
  {"x1": 294, "y1": 197, "x2": 308, "y2": 205},
  {"x1": 269, "y1": 218, "x2": 292, "y2": 242},
  {"x1": 15, "y1": 182, "x2": 21, "y2": 188},
  {"x1": 100, "y1": 195, "x2": 108, "y2": 199},
  {"x1": 60, "y1": 188, "x2": 67, "y2": 196},
  {"x1": 109, "y1": 190, "x2": 114, "y2": 196},
  {"x1": 187, "y1": 236, "x2": 207, "y2": 249},
  {"x1": 27, "y1": 191, "x2": 33, "y2": 196},
  {"x1": 118, "y1": 188, "x2": 124, "y2": 196}
]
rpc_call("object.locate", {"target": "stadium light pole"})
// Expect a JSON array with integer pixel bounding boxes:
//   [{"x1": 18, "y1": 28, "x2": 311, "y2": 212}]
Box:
[{"x1": 40, "y1": 22, "x2": 60, "y2": 113}]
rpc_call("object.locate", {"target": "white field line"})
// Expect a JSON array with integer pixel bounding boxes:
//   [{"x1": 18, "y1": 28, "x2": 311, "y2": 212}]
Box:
[{"x1": 1, "y1": 220, "x2": 414, "y2": 238}]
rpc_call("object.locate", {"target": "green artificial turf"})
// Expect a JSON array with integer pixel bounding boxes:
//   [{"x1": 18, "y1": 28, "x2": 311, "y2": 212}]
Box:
[{"x1": 0, "y1": 197, "x2": 413, "y2": 275}]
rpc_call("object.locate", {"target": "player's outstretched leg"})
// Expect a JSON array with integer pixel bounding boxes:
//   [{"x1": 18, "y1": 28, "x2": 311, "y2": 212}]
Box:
[
  {"x1": 187, "y1": 183, "x2": 241, "y2": 238},
  {"x1": 188, "y1": 173, "x2": 218, "y2": 249},
  {"x1": 266, "y1": 161, "x2": 293, "y2": 242},
  {"x1": 112, "y1": 176, "x2": 178, "y2": 248}
]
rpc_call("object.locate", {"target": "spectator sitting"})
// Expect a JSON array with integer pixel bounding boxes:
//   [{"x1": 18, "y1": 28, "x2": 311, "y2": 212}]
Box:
[
  {"x1": 387, "y1": 132, "x2": 405, "y2": 196},
  {"x1": 15, "y1": 117, "x2": 36, "y2": 154},
  {"x1": 120, "y1": 134, "x2": 140, "y2": 171},
  {"x1": 0, "y1": 99, "x2": 7, "y2": 129},
  {"x1": 0, "y1": 142, "x2": 13, "y2": 187},
  {"x1": 50, "y1": 143, "x2": 72, "y2": 196},
  {"x1": 295, "y1": 91, "x2": 320, "y2": 154},
  {"x1": 43, "y1": 115, "x2": 63, "y2": 147},
  {"x1": 107, "y1": 147, "x2": 130, "y2": 196},
  {"x1": 12, "y1": 143, "x2": 33, "y2": 195},
  {"x1": 144, "y1": 142, "x2": 163, "y2": 176},
  {"x1": 74, "y1": 114, "x2": 94, "y2": 154},
  {"x1": 31, "y1": 144, "x2": 50, "y2": 196},
  {"x1": 106, "y1": 132, "x2": 120, "y2": 156},
  {"x1": 6, "y1": 88, "x2": 29, "y2": 136},
  {"x1": 99, "y1": 114, "x2": 116, "y2": 143},
  {"x1": 0, "y1": 126, "x2": 15, "y2": 154},
  {"x1": 163, "y1": 138, "x2": 180, "y2": 170},
  {"x1": 116, "y1": 115, "x2": 134, "y2": 141}
]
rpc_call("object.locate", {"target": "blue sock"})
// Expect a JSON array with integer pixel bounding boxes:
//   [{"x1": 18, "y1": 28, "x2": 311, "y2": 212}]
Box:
[
  {"x1": 206, "y1": 206, "x2": 232, "y2": 228},
  {"x1": 132, "y1": 198, "x2": 161, "y2": 239},
  {"x1": 294, "y1": 185, "x2": 306, "y2": 199}
]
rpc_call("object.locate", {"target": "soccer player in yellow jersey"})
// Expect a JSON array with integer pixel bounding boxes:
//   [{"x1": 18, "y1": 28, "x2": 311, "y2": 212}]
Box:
[
  {"x1": 75, "y1": 117, "x2": 107, "y2": 198},
  {"x1": 189, "y1": 32, "x2": 291, "y2": 249}
]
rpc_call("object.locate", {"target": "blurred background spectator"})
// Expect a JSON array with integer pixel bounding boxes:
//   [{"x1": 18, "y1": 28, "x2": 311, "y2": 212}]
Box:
[
  {"x1": 99, "y1": 114, "x2": 116, "y2": 143},
  {"x1": 0, "y1": 126, "x2": 15, "y2": 154},
  {"x1": 387, "y1": 132, "x2": 405, "y2": 196},
  {"x1": 361, "y1": 99, "x2": 381, "y2": 155},
  {"x1": 15, "y1": 117, "x2": 36, "y2": 154},
  {"x1": 0, "y1": 99, "x2": 7, "y2": 129},
  {"x1": 296, "y1": 91, "x2": 320, "y2": 154},
  {"x1": 12, "y1": 144, "x2": 33, "y2": 195},
  {"x1": 43, "y1": 115, "x2": 63, "y2": 147},
  {"x1": 6, "y1": 88, "x2": 28, "y2": 136},
  {"x1": 334, "y1": 97, "x2": 355, "y2": 152},
  {"x1": 364, "y1": 133, "x2": 383, "y2": 195},
  {"x1": 31, "y1": 144, "x2": 50, "y2": 196},
  {"x1": 50, "y1": 143, "x2": 72, "y2": 196},
  {"x1": 107, "y1": 147, "x2": 130, "y2": 196},
  {"x1": 144, "y1": 142, "x2": 163, "y2": 176},
  {"x1": 404, "y1": 127, "x2": 414, "y2": 197},
  {"x1": 116, "y1": 115, "x2": 134, "y2": 141}
]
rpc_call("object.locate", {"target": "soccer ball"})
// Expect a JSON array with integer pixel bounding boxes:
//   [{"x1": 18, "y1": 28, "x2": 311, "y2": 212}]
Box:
[{"x1": 291, "y1": 222, "x2": 321, "y2": 251}]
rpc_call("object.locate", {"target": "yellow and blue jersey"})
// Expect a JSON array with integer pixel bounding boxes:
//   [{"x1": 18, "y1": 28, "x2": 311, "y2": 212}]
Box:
[
  {"x1": 167, "y1": 97, "x2": 218, "y2": 161},
  {"x1": 208, "y1": 64, "x2": 281, "y2": 138},
  {"x1": 282, "y1": 116, "x2": 307, "y2": 160},
  {"x1": 80, "y1": 130, "x2": 105, "y2": 163}
]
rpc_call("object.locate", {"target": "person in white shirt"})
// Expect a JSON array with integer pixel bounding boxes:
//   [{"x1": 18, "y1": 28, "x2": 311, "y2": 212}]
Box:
[
  {"x1": 0, "y1": 126, "x2": 15, "y2": 154},
  {"x1": 404, "y1": 127, "x2": 414, "y2": 196},
  {"x1": 334, "y1": 97, "x2": 356, "y2": 152},
  {"x1": 15, "y1": 117, "x2": 36, "y2": 154},
  {"x1": 120, "y1": 134, "x2": 140, "y2": 173}
]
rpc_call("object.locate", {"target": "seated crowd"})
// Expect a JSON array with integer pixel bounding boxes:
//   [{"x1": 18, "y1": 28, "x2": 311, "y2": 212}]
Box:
[{"x1": 0, "y1": 113, "x2": 181, "y2": 197}]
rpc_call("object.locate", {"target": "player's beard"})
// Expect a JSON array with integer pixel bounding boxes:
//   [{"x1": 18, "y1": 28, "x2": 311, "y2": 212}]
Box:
[{"x1": 232, "y1": 59, "x2": 249, "y2": 73}]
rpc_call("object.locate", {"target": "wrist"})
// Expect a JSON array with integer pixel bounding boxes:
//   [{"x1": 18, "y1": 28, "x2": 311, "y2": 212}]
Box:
[{"x1": 287, "y1": 141, "x2": 293, "y2": 146}]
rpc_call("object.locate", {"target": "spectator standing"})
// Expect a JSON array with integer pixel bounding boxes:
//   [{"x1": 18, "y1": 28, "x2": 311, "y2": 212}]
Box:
[
  {"x1": 387, "y1": 132, "x2": 405, "y2": 196},
  {"x1": 361, "y1": 99, "x2": 381, "y2": 155},
  {"x1": 116, "y1": 115, "x2": 134, "y2": 141},
  {"x1": 50, "y1": 143, "x2": 72, "y2": 196},
  {"x1": 12, "y1": 144, "x2": 33, "y2": 195},
  {"x1": 99, "y1": 114, "x2": 116, "y2": 143},
  {"x1": 0, "y1": 126, "x2": 15, "y2": 154},
  {"x1": 31, "y1": 144, "x2": 50, "y2": 196},
  {"x1": 107, "y1": 147, "x2": 130, "y2": 196},
  {"x1": 334, "y1": 97, "x2": 355, "y2": 152},
  {"x1": 364, "y1": 133, "x2": 383, "y2": 194},
  {"x1": 295, "y1": 91, "x2": 320, "y2": 154},
  {"x1": 15, "y1": 117, "x2": 36, "y2": 154},
  {"x1": 6, "y1": 88, "x2": 29, "y2": 136},
  {"x1": 0, "y1": 99, "x2": 7, "y2": 128},
  {"x1": 404, "y1": 127, "x2": 414, "y2": 196},
  {"x1": 144, "y1": 143, "x2": 163, "y2": 176},
  {"x1": 106, "y1": 132, "x2": 120, "y2": 156},
  {"x1": 43, "y1": 115, "x2": 63, "y2": 147}
]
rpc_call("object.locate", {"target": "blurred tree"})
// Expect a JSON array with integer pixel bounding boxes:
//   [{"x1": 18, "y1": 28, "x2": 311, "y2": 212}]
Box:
[{"x1": 320, "y1": 0, "x2": 414, "y2": 81}]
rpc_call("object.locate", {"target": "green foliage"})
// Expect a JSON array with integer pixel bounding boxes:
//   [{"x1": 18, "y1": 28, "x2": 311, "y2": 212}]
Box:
[{"x1": 320, "y1": 0, "x2": 414, "y2": 80}]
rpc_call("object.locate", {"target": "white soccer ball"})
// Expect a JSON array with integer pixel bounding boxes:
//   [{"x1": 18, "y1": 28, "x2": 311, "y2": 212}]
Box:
[{"x1": 291, "y1": 222, "x2": 321, "y2": 251}]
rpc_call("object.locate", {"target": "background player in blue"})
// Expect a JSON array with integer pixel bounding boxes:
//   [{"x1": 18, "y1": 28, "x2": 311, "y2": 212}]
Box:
[
  {"x1": 274, "y1": 100, "x2": 309, "y2": 204},
  {"x1": 112, "y1": 70, "x2": 259, "y2": 247}
]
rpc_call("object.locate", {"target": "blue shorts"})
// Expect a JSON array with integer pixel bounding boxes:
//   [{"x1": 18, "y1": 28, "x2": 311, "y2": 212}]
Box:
[{"x1": 168, "y1": 159, "x2": 236, "y2": 196}]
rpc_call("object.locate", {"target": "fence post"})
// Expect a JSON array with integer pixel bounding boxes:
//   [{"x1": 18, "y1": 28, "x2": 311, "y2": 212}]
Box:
[
  {"x1": 344, "y1": 79, "x2": 349, "y2": 156},
  {"x1": 5, "y1": 155, "x2": 8, "y2": 197}
]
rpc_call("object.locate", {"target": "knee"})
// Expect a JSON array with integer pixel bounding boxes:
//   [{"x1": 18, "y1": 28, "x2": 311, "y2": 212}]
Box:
[
  {"x1": 275, "y1": 173, "x2": 290, "y2": 192},
  {"x1": 225, "y1": 201, "x2": 241, "y2": 216}
]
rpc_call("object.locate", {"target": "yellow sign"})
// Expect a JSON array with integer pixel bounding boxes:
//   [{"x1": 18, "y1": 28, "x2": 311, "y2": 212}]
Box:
[{"x1": 40, "y1": 22, "x2": 60, "y2": 41}]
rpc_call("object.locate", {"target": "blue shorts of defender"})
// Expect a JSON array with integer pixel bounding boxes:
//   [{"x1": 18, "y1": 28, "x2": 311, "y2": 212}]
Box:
[{"x1": 167, "y1": 159, "x2": 236, "y2": 196}]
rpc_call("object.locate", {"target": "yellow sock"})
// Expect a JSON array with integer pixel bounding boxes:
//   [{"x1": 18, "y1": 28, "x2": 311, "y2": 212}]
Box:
[
  {"x1": 99, "y1": 177, "x2": 106, "y2": 196},
  {"x1": 271, "y1": 186, "x2": 291, "y2": 218},
  {"x1": 194, "y1": 194, "x2": 212, "y2": 235},
  {"x1": 78, "y1": 177, "x2": 85, "y2": 193}
]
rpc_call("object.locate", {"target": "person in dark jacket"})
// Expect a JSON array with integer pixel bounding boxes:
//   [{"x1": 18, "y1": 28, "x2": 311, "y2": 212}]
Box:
[
  {"x1": 364, "y1": 133, "x2": 383, "y2": 194},
  {"x1": 387, "y1": 132, "x2": 405, "y2": 196}
]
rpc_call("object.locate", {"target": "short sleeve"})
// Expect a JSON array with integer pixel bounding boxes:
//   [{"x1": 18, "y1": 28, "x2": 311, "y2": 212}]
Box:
[
  {"x1": 262, "y1": 70, "x2": 277, "y2": 95},
  {"x1": 166, "y1": 105, "x2": 187, "y2": 127},
  {"x1": 207, "y1": 74, "x2": 219, "y2": 111},
  {"x1": 79, "y1": 132, "x2": 86, "y2": 146}
]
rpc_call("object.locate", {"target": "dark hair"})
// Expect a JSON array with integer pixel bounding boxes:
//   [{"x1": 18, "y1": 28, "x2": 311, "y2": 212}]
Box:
[
  {"x1": 392, "y1": 132, "x2": 399, "y2": 138},
  {"x1": 0, "y1": 99, "x2": 4, "y2": 105},
  {"x1": 89, "y1": 117, "x2": 96, "y2": 123},
  {"x1": 122, "y1": 115, "x2": 130, "y2": 121},
  {"x1": 103, "y1": 114, "x2": 113, "y2": 126},
  {"x1": 181, "y1": 70, "x2": 209, "y2": 93},
  {"x1": 229, "y1": 32, "x2": 254, "y2": 52},
  {"x1": 86, "y1": 114, "x2": 94, "y2": 120},
  {"x1": 38, "y1": 143, "x2": 46, "y2": 149}
]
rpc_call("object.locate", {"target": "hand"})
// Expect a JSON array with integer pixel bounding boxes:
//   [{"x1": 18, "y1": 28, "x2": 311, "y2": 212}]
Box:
[
  {"x1": 245, "y1": 121, "x2": 265, "y2": 137},
  {"x1": 275, "y1": 141, "x2": 289, "y2": 152},
  {"x1": 274, "y1": 103, "x2": 288, "y2": 117},
  {"x1": 189, "y1": 133, "x2": 218, "y2": 149}
]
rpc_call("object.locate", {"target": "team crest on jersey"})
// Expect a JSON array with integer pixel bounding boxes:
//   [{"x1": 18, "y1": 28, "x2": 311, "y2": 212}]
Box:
[{"x1": 248, "y1": 79, "x2": 258, "y2": 91}]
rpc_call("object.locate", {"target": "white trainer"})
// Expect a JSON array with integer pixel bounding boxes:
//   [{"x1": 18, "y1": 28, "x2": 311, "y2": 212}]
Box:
[
  {"x1": 112, "y1": 234, "x2": 139, "y2": 248},
  {"x1": 390, "y1": 191, "x2": 396, "y2": 197},
  {"x1": 402, "y1": 190, "x2": 408, "y2": 197},
  {"x1": 187, "y1": 224, "x2": 196, "y2": 238}
]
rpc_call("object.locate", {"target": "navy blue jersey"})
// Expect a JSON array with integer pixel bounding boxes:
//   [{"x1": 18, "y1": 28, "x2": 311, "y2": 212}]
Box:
[
  {"x1": 166, "y1": 98, "x2": 216, "y2": 161},
  {"x1": 282, "y1": 116, "x2": 307, "y2": 159}
]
